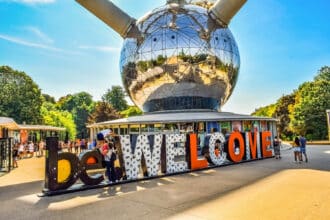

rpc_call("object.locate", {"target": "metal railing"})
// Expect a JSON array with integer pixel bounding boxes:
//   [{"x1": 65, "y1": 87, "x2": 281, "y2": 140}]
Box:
[{"x1": 0, "y1": 138, "x2": 13, "y2": 172}]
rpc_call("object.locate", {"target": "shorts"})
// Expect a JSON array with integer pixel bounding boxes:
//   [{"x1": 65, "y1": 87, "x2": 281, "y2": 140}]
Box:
[
  {"x1": 300, "y1": 147, "x2": 306, "y2": 153},
  {"x1": 293, "y1": 147, "x2": 301, "y2": 152}
]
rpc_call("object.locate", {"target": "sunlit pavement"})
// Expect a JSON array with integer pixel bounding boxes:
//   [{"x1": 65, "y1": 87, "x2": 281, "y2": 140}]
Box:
[{"x1": 0, "y1": 146, "x2": 329, "y2": 220}]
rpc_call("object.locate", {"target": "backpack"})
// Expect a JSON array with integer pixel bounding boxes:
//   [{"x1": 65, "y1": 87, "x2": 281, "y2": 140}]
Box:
[{"x1": 96, "y1": 148, "x2": 106, "y2": 167}]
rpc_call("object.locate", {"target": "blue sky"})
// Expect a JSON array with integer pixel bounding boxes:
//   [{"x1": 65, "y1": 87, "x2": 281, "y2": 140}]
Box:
[{"x1": 0, "y1": 0, "x2": 329, "y2": 114}]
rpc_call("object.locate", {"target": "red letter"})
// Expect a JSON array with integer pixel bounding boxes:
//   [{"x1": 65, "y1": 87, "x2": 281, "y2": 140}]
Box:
[
  {"x1": 228, "y1": 132, "x2": 244, "y2": 163},
  {"x1": 248, "y1": 132, "x2": 257, "y2": 159},
  {"x1": 189, "y1": 134, "x2": 208, "y2": 170},
  {"x1": 261, "y1": 131, "x2": 273, "y2": 158}
]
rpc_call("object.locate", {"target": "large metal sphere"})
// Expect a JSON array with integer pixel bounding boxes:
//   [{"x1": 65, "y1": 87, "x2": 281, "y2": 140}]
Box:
[{"x1": 120, "y1": 3, "x2": 240, "y2": 112}]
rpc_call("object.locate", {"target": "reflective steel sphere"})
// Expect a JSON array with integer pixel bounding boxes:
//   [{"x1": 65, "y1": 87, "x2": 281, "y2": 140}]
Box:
[{"x1": 120, "y1": 3, "x2": 240, "y2": 112}]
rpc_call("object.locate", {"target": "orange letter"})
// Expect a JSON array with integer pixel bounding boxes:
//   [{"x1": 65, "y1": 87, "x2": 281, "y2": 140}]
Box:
[
  {"x1": 189, "y1": 134, "x2": 208, "y2": 170},
  {"x1": 228, "y1": 132, "x2": 244, "y2": 163},
  {"x1": 261, "y1": 131, "x2": 273, "y2": 158},
  {"x1": 248, "y1": 132, "x2": 258, "y2": 159}
]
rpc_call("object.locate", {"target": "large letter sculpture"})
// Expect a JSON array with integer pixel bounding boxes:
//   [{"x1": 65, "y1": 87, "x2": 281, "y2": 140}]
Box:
[
  {"x1": 165, "y1": 134, "x2": 188, "y2": 173},
  {"x1": 209, "y1": 132, "x2": 227, "y2": 165},
  {"x1": 120, "y1": 134, "x2": 162, "y2": 180}
]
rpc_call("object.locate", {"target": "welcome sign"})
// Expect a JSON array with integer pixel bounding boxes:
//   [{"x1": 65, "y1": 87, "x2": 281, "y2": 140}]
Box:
[{"x1": 43, "y1": 131, "x2": 273, "y2": 195}]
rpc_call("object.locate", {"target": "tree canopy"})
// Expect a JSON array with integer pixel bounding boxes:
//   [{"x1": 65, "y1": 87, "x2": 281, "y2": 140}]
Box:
[
  {"x1": 41, "y1": 102, "x2": 76, "y2": 140},
  {"x1": 251, "y1": 103, "x2": 276, "y2": 118},
  {"x1": 290, "y1": 79, "x2": 330, "y2": 140},
  {"x1": 314, "y1": 66, "x2": 330, "y2": 81},
  {"x1": 0, "y1": 66, "x2": 43, "y2": 124},
  {"x1": 88, "y1": 101, "x2": 120, "y2": 124},
  {"x1": 120, "y1": 105, "x2": 143, "y2": 118},
  {"x1": 102, "y1": 86, "x2": 128, "y2": 111},
  {"x1": 57, "y1": 92, "x2": 95, "y2": 139},
  {"x1": 42, "y1": 93, "x2": 56, "y2": 104},
  {"x1": 273, "y1": 93, "x2": 296, "y2": 139}
]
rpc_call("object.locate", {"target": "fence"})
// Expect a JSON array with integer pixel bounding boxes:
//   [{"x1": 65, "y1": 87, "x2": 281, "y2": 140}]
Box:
[{"x1": 0, "y1": 138, "x2": 13, "y2": 172}]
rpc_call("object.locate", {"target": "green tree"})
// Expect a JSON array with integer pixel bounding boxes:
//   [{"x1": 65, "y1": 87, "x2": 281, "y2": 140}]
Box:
[
  {"x1": 314, "y1": 66, "x2": 330, "y2": 81},
  {"x1": 0, "y1": 66, "x2": 43, "y2": 124},
  {"x1": 121, "y1": 105, "x2": 143, "y2": 118},
  {"x1": 42, "y1": 93, "x2": 56, "y2": 104},
  {"x1": 251, "y1": 104, "x2": 276, "y2": 117},
  {"x1": 41, "y1": 102, "x2": 76, "y2": 140},
  {"x1": 290, "y1": 78, "x2": 330, "y2": 140},
  {"x1": 102, "y1": 86, "x2": 128, "y2": 111},
  {"x1": 57, "y1": 92, "x2": 93, "y2": 112},
  {"x1": 156, "y1": 55, "x2": 166, "y2": 65},
  {"x1": 57, "y1": 92, "x2": 95, "y2": 139},
  {"x1": 273, "y1": 93, "x2": 296, "y2": 139},
  {"x1": 88, "y1": 101, "x2": 120, "y2": 123}
]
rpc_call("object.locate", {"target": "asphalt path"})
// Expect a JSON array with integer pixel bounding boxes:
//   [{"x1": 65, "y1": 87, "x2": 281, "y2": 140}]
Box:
[{"x1": 0, "y1": 145, "x2": 329, "y2": 220}]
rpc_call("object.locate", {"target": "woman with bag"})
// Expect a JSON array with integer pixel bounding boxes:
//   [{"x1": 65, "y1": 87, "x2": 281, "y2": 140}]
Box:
[
  {"x1": 101, "y1": 141, "x2": 117, "y2": 183},
  {"x1": 293, "y1": 136, "x2": 301, "y2": 163}
]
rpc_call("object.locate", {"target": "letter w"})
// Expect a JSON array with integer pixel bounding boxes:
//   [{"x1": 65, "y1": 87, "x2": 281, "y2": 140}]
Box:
[{"x1": 120, "y1": 134, "x2": 162, "y2": 180}]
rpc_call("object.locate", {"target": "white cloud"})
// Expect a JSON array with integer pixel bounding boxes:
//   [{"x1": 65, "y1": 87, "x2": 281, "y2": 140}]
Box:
[
  {"x1": 24, "y1": 26, "x2": 54, "y2": 44},
  {"x1": 78, "y1": 45, "x2": 120, "y2": 53},
  {"x1": 0, "y1": 33, "x2": 80, "y2": 55},
  {"x1": 0, "y1": 34, "x2": 60, "y2": 51}
]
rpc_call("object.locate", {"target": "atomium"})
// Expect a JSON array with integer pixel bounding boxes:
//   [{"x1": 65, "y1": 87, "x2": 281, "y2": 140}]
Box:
[{"x1": 76, "y1": 0, "x2": 246, "y2": 112}]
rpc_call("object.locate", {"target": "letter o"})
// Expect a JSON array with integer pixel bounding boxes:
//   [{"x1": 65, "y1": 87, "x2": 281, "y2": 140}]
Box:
[
  {"x1": 228, "y1": 132, "x2": 244, "y2": 163},
  {"x1": 209, "y1": 132, "x2": 227, "y2": 165}
]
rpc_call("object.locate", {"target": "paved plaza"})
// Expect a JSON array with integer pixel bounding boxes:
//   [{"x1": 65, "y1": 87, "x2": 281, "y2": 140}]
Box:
[{"x1": 0, "y1": 145, "x2": 329, "y2": 220}]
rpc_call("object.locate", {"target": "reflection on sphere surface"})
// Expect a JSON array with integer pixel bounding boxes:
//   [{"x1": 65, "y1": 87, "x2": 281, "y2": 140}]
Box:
[{"x1": 120, "y1": 4, "x2": 240, "y2": 112}]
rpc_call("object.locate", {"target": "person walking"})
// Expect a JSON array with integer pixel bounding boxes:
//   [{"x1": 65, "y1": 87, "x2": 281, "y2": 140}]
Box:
[
  {"x1": 293, "y1": 136, "x2": 301, "y2": 163},
  {"x1": 273, "y1": 136, "x2": 281, "y2": 159},
  {"x1": 12, "y1": 144, "x2": 19, "y2": 168},
  {"x1": 80, "y1": 139, "x2": 86, "y2": 153},
  {"x1": 18, "y1": 142, "x2": 25, "y2": 159},
  {"x1": 74, "y1": 139, "x2": 79, "y2": 154},
  {"x1": 28, "y1": 141, "x2": 34, "y2": 158},
  {"x1": 68, "y1": 141, "x2": 73, "y2": 153},
  {"x1": 38, "y1": 140, "x2": 44, "y2": 157},
  {"x1": 299, "y1": 135, "x2": 308, "y2": 162}
]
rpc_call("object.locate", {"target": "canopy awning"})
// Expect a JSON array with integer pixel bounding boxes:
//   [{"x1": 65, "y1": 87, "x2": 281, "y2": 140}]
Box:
[
  {"x1": 18, "y1": 124, "x2": 66, "y2": 131},
  {"x1": 0, "y1": 117, "x2": 19, "y2": 130},
  {"x1": 87, "y1": 110, "x2": 277, "y2": 128}
]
